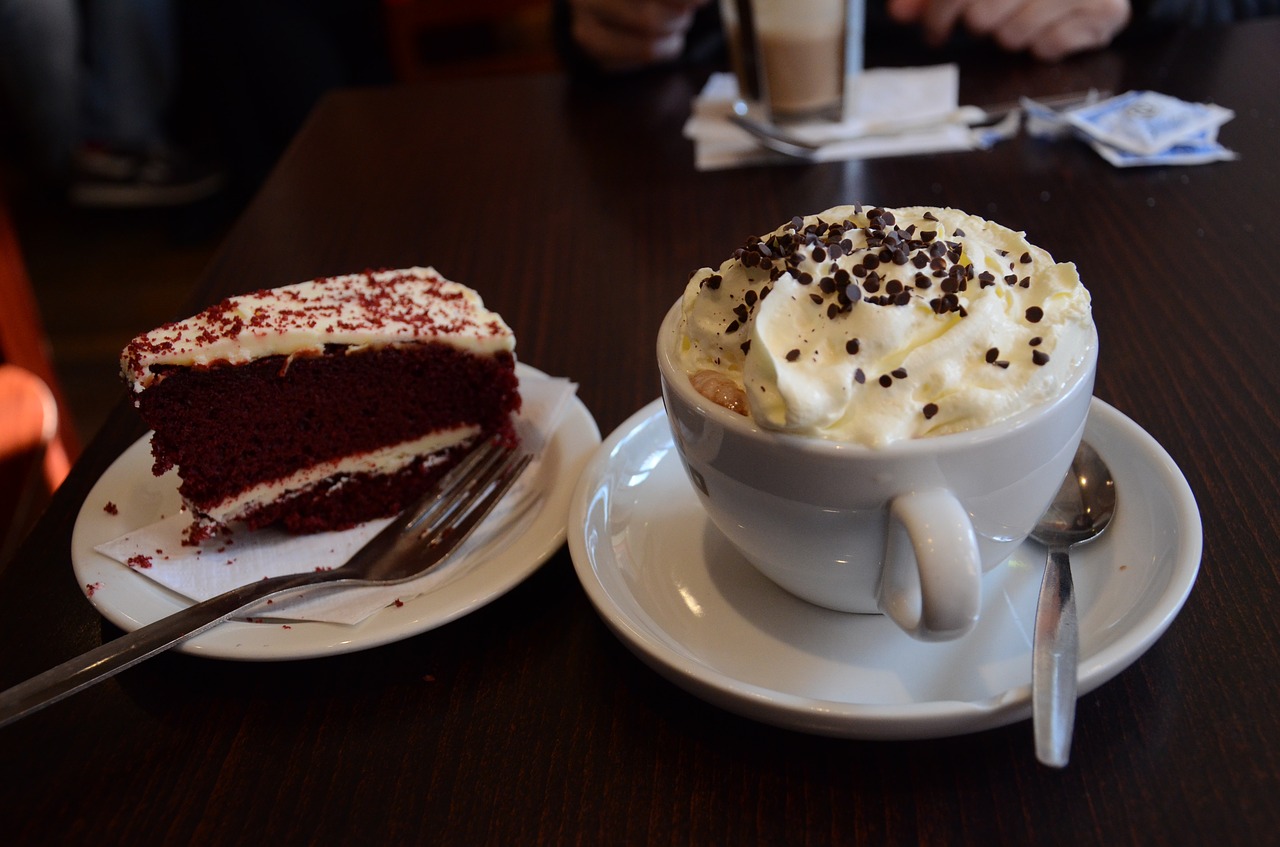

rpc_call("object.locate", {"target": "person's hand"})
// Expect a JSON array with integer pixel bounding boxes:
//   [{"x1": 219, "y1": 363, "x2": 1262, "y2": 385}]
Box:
[
  {"x1": 886, "y1": 0, "x2": 1132, "y2": 62},
  {"x1": 568, "y1": 0, "x2": 713, "y2": 71}
]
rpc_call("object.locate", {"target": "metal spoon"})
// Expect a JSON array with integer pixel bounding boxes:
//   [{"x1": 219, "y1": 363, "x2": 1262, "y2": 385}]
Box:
[
  {"x1": 1030, "y1": 440, "x2": 1117, "y2": 767},
  {"x1": 726, "y1": 113, "x2": 823, "y2": 162}
]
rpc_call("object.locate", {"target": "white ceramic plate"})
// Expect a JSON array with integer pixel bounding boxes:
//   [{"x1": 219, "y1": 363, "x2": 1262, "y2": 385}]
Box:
[
  {"x1": 568, "y1": 397, "x2": 1202, "y2": 739},
  {"x1": 71, "y1": 364, "x2": 600, "y2": 661}
]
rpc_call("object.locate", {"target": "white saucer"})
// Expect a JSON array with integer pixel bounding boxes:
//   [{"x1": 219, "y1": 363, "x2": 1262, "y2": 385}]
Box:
[
  {"x1": 71, "y1": 364, "x2": 600, "y2": 661},
  {"x1": 568, "y1": 397, "x2": 1201, "y2": 739}
]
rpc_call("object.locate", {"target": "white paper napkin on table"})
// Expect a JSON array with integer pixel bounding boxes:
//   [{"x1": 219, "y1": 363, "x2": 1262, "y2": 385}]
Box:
[
  {"x1": 684, "y1": 64, "x2": 1006, "y2": 171},
  {"x1": 95, "y1": 373, "x2": 578, "y2": 626}
]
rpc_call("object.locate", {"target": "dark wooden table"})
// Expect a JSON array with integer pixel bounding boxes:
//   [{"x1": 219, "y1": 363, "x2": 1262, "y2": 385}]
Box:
[{"x1": 3, "y1": 18, "x2": 1278, "y2": 846}]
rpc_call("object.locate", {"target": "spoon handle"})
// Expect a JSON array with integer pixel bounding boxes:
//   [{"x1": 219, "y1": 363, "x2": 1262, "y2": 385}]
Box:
[{"x1": 1033, "y1": 544, "x2": 1078, "y2": 767}]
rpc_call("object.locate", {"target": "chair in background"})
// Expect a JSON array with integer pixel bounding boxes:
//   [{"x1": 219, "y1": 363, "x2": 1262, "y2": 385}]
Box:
[
  {"x1": 0, "y1": 196, "x2": 80, "y2": 563},
  {"x1": 0, "y1": 364, "x2": 60, "y2": 564}
]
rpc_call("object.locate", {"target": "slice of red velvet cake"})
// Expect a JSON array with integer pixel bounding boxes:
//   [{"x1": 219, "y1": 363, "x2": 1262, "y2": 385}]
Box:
[{"x1": 121, "y1": 266, "x2": 521, "y2": 539}]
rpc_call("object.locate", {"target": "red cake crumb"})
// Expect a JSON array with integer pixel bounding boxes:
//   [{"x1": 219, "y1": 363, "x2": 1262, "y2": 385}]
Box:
[
  {"x1": 127, "y1": 554, "x2": 153, "y2": 569},
  {"x1": 103, "y1": 501, "x2": 119, "y2": 515},
  {"x1": 85, "y1": 582, "x2": 103, "y2": 597}
]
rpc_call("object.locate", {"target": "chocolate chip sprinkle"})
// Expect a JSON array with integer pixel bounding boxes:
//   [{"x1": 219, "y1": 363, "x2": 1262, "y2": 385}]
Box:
[
  {"x1": 891, "y1": 367, "x2": 908, "y2": 379},
  {"x1": 1026, "y1": 306, "x2": 1045, "y2": 323},
  {"x1": 1020, "y1": 252, "x2": 1032, "y2": 264},
  {"x1": 923, "y1": 403, "x2": 939, "y2": 419},
  {"x1": 846, "y1": 338, "x2": 860, "y2": 354},
  {"x1": 786, "y1": 348, "x2": 801, "y2": 362},
  {"x1": 985, "y1": 347, "x2": 999, "y2": 363},
  {"x1": 709, "y1": 209, "x2": 1041, "y2": 345},
  {"x1": 854, "y1": 368, "x2": 866, "y2": 384},
  {"x1": 1032, "y1": 350, "x2": 1050, "y2": 366},
  {"x1": 879, "y1": 374, "x2": 893, "y2": 387}
]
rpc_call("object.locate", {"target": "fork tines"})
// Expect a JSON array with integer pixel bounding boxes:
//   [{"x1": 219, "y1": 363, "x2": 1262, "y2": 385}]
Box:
[
  {"x1": 408, "y1": 438, "x2": 530, "y2": 544},
  {"x1": 344, "y1": 437, "x2": 532, "y2": 582}
]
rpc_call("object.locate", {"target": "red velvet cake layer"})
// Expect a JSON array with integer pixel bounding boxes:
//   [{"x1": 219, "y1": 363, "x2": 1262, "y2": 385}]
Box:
[{"x1": 132, "y1": 342, "x2": 519, "y2": 533}]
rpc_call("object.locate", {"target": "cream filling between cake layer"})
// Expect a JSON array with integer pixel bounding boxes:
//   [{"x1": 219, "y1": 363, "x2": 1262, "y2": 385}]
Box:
[{"x1": 201, "y1": 424, "x2": 481, "y2": 524}]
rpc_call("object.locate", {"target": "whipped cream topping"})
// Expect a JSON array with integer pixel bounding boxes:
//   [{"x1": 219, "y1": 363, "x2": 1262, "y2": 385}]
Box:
[
  {"x1": 677, "y1": 205, "x2": 1095, "y2": 446},
  {"x1": 122, "y1": 267, "x2": 514, "y2": 392}
]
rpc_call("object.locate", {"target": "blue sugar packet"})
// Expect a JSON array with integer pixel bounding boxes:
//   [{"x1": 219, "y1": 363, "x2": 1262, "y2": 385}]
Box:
[
  {"x1": 1085, "y1": 128, "x2": 1238, "y2": 168},
  {"x1": 1063, "y1": 90, "x2": 1234, "y2": 156},
  {"x1": 1020, "y1": 92, "x2": 1109, "y2": 139}
]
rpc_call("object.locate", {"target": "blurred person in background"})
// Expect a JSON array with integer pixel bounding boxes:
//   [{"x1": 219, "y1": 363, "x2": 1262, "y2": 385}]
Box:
[
  {"x1": 554, "y1": 0, "x2": 1279, "y2": 73},
  {"x1": 0, "y1": 0, "x2": 223, "y2": 207}
]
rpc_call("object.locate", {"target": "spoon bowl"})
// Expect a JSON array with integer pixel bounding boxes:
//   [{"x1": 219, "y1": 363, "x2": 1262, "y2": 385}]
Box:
[
  {"x1": 1032, "y1": 441, "x2": 1117, "y2": 548},
  {"x1": 1031, "y1": 440, "x2": 1117, "y2": 767}
]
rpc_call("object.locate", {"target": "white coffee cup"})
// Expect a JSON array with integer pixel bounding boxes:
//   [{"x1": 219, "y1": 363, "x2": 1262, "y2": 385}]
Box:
[{"x1": 657, "y1": 300, "x2": 1098, "y2": 641}]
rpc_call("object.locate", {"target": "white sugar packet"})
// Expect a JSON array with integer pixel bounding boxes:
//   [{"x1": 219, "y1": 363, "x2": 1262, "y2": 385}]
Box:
[
  {"x1": 95, "y1": 372, "x2": 577, "y2": 625},
  {"x1": 1062, "y1": 90, "x2": 1234, "y2": 156}
]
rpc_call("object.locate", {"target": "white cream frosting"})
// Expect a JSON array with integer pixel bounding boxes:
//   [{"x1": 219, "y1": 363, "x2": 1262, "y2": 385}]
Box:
[
  {"x1": 204, "y1": 425, "x2": 479, "y2": 524},
  {"x1": 677, "y1": 205, "x2": 1095, "y2": 446},
  {"x1": 122, "y1": 267, "x2": 514, "y2": 392}
]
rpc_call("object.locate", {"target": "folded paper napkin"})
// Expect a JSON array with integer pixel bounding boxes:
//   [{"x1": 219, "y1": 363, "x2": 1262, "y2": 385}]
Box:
[
  {"x1": 96, "y1": 372, "x2": 578, "y2": 626},
  {"x1": 684, "y1": 64, "x2": 1005, "y2": 171}
]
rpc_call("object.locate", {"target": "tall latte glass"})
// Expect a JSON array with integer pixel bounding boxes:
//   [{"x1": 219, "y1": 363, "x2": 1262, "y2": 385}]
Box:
[
  {"x1": 658, "y1": 206, "x2": 1098, "y2": 641},
  {"x1": 720, "y1": 0, "x2": 865, "y2": 122}
]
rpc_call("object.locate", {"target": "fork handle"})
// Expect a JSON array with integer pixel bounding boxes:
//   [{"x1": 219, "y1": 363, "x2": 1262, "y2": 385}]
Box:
[{"x1": 0, "y1": 568, "x2": 350, "y2": 729}]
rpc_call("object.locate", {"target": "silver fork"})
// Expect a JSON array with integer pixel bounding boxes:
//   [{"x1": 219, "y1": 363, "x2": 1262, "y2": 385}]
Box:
[{"x1": 0, "y1": 438, "x2": 531, "y2": 728}]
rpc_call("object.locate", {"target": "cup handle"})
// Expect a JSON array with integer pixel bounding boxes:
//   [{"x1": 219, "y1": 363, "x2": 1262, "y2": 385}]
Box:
[{"x1": 878, "y1": 489, "x2": 982, "y2": 641}]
